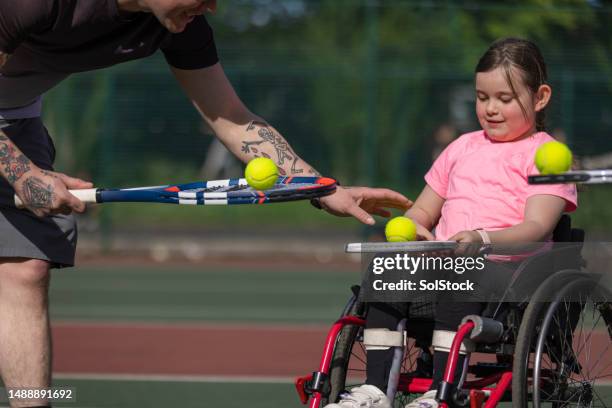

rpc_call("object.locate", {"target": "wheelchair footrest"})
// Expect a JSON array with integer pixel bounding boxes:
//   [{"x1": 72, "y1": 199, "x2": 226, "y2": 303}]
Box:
[
  {"x1": 308, "y1": 372, "x2": 329, "y2": 393},
  {"x1": 295, "y1": 371, "x2": 330, "y2": 404},
  {"x1": 461, "y1": 315, "x2": 504, "y2": 343}
]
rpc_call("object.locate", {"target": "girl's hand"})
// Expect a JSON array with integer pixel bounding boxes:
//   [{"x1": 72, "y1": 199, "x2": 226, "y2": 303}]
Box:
[
  {"x1": 414, "y1": 220, "x2": 435, "y2": 241},
  {"x1": 448, "y1": 230, "x2": 484, "y2": 256}
]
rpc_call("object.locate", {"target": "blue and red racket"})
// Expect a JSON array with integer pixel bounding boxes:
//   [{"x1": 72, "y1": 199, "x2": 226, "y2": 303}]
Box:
[{"x1": 15, "y1": 176, "x2": 337, "y2": 207}]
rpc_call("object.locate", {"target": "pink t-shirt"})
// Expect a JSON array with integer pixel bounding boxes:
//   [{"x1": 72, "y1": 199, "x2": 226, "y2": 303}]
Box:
[{"x1": 425, "y1": 130, "x2": 577, "y2": 241}]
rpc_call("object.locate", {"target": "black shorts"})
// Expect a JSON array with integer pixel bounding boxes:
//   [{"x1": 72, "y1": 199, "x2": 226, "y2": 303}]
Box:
[{"x1": 0, "y1": 118, "x2": 77, "y2": 268}]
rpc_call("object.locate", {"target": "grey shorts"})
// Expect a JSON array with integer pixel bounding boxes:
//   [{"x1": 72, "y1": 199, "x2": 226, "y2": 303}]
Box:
[{"x1": 0, "y1": 118, "x2": 77, "y2": 268}]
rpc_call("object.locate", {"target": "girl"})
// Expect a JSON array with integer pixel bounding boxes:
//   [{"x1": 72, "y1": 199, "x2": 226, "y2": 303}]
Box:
[{"x1": 325, "y1": 37, "x2": 577, "y2": 408}]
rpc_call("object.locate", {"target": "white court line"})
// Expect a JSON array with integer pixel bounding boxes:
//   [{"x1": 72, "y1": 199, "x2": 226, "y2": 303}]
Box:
[{"x1": 54, "y1": 372, "x2": 295, "y2": 384}]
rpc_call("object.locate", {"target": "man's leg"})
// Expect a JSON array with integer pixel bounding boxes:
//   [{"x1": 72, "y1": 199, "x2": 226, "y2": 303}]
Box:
[{"x1": 0, "y1": 258, "x2": 51, "y2": 408}]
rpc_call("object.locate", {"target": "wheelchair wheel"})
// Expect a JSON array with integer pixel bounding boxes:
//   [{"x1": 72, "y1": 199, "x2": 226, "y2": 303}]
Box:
[
  {"x1": 323, "y1": 292, "x2": 429, "y2": 407},
  {"x1": 513, "y1": 271, "x2": 612, "y2": 407},
  {"x1": 322, "y1": 290, "x2": 366, "y2": 405}
]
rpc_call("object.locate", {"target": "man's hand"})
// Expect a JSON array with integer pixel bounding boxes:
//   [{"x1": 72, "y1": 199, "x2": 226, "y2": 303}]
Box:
[
  {"x1": 318, "y1": 186, "x2": 413, "y2": 225},
  {"x1": 13, "y1": 167, "x2": 93, "y2": 217}
]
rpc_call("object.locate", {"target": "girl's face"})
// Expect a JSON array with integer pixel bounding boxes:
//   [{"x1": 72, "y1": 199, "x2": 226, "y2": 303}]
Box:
[{"x1": 475, "y1": 66, "x2": 549, "y2": 142}]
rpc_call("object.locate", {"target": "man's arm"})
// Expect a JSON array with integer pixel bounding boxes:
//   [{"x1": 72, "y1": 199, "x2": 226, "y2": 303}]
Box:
[
  {"x1": 171, "y1": 63, "x2": 318, "y2": 176},
  {"x1": 0, "y1": 129, "x2": 90, "y2": 216},
  {"x1": 0, "y1": 51, "x2": 7, "y2": 67},
  {"x1": 171, "y1": 63, "x2": 412, "y2": 224}
]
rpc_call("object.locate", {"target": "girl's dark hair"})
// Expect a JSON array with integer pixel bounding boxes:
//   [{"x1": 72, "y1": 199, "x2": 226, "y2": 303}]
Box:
[{"x1": 476, "y1": 38, "x2": 548, "y2": 131}]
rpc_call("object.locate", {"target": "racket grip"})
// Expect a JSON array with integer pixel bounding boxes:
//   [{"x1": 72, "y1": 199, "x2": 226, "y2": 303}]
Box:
[{"x1": 14, "y1": 188, "x2": 98, "y2": 208}]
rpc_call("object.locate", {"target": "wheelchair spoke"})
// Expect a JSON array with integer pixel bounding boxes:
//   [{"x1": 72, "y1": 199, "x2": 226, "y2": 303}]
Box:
[
  {"x1": 590, "y1": 387, "x2": 609, "y2": 408},
  {"x1": 588, "y1": 342, "x2": 612, "y2": 381},
  {"x1": 574, "y1": 313, "x2": 602, "y2": 365}
]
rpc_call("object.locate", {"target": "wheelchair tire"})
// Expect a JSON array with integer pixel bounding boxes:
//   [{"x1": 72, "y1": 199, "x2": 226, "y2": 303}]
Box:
[
  {"x1": 513, "y1": 270, "x2": 612, "y2": 407},
  {"x1": 322, "y1": 290, "x2": 367, "y2": 405}
]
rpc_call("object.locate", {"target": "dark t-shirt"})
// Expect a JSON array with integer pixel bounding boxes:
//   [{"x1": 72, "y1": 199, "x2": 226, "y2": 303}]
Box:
[{"x1": 0, "y1": 0, "x2": 219, "y2": 109}]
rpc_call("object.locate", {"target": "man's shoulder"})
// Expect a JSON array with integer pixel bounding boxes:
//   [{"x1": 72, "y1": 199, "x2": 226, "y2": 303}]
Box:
[{"x1": 2, "y1": 0, "x2": 56, "y2": 23}]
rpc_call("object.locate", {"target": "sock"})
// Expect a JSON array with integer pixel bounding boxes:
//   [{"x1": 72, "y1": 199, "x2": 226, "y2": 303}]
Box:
[{"x1": 430, "y1": 351, "x2": 465, "y2": 390}]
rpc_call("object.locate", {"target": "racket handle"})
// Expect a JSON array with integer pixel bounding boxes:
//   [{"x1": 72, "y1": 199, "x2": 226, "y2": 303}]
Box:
[{"x1": 14, "y1": 188, "x2": 98, "y2": 208}]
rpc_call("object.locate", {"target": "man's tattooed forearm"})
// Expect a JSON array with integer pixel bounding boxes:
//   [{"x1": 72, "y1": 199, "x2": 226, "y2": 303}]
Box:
[
  {"x1": 22, "y1": 176, "x2": 54, "y2": 208},
  {"x1": 0, "y1": 142, "x2": 31, "y2": 183},
  {"x1": 241, "y1": 121, "x2": 303, "y2": 175}
]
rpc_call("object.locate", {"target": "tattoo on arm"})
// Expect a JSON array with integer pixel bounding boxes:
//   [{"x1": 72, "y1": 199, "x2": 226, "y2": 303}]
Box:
[
  {"x1": 241, "y1": 121, "x2": 303, "y2": 176},
  {"x1": 0, "y1": 138, "x2": 32, "y2": 184},
  {"x1": 22, "y1": 176, "x2": 54, "y2": 208}
]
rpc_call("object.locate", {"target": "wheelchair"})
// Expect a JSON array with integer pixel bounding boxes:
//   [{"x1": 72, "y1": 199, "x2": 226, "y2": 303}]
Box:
[{"x1": 295, "y1": 216, "x2": 612, "y2": 407}]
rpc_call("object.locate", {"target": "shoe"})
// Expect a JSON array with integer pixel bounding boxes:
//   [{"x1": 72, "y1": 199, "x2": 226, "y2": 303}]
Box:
[
  {"x1": 324, "y1": 384, "x2": 391, "y2": 408},
  {"x1": 404, "y1": 390, "x2": 438, "y2": 408}
]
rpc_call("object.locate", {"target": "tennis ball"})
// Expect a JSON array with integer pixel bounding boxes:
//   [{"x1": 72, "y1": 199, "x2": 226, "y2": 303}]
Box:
[
  {"x1": 385, "y1": 216, "x2": 417, "y2": 242},
  {"x1": 245, "y1": 157, "x2": 279, "y2": 190},
  {"x1": 535, "y1": 141, "x2": 573, "y2": 175}
]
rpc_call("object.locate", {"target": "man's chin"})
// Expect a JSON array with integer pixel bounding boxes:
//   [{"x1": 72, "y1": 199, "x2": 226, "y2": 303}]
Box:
[{"x1": 164, "y1": 19, "x2": 188, "y2": 33}]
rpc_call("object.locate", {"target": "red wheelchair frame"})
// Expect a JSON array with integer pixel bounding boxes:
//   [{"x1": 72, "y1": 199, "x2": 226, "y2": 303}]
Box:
[{"x1": 295, "y1": 315, "x2": 512, "y2": 408}]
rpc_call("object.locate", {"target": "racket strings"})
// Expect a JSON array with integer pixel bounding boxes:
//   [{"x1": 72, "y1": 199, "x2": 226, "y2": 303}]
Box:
[
  {"x1": 182, "y1": 182, "x2": 323, "y2": 194},
  {"x1": 185, "y1": 185, "x2": 250, "y2": 193}
]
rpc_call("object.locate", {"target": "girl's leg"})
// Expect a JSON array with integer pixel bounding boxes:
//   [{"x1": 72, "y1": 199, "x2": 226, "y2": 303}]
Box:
[
  {"x1": 430, "y1": 302, "x2": 484, "y2": 390},
  {"x1": 366, "y1": 302, "x2": 406, "y2": 391}
]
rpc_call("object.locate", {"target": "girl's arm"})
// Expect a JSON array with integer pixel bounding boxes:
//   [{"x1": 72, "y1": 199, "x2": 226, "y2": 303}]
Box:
[
  {"x1": 404, "y1": 185, "x2": 445, "y2": 240},
  {"x1": 451, "y1": 194, "x2": 566, "y2": 243}
]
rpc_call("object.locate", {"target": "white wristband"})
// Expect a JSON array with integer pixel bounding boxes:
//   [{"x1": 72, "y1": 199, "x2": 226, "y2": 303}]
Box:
[{"x1": 474, "y1": 229, "x2": 491, "y2": 244}]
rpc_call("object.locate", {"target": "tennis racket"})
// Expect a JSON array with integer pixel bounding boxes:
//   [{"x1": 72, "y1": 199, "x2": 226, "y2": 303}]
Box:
[
  {"x1": 346, "y1": 241, "x2": 457, "y2": 253},
  {"x1": 528, "y1": 170, "x2": 612, "y2": 185},
  {"x1": 14, "y1": 176, "x2": 337, "y2": 207}
]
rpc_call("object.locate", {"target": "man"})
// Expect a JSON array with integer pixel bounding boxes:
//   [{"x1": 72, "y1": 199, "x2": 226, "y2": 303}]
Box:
[{"x1": 0, "y1": 1, "x2": 411, "y2": 406}]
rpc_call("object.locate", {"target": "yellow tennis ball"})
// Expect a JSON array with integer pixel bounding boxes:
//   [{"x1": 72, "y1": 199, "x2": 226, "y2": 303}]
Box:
[
  {"x1": 385, "y1": 216, "x2": 417, "y2": 242},
  {"x1": 535, "y1": 141, "x2": 573, "y2": 175},
  {"x1": 245, "y1": 157, "x2": 279, "y2": 190}
]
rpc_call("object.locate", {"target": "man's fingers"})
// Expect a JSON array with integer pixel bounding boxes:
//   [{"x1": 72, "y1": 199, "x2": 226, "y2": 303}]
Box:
[
  {"x1": 371, "y1": 208, "x2": 392, "y2": 218},
  {"x1": 371, "y1": 199, "x2": 414, "y2": 210},
  {"x1": 57, "y1": 173, "x2": 93, "y2": 189},
  {"x1": 347, "y1": 204, "x2": 375, "y2": 225},
  {"x1": 69, "y1": 195, "x2": 87, "y2": 213},
  {"x1": 366, "y1": 188, "x2": 413, "y2": 203}
]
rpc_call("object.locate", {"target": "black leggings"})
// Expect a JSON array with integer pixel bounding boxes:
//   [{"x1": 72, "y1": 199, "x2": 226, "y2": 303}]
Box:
[
  {"x1": 365, "y1": 301, "x2": 482, "y2": 391},
  {"x1": 365, "y1": 302, "x2": 437, "y2": 391}
]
